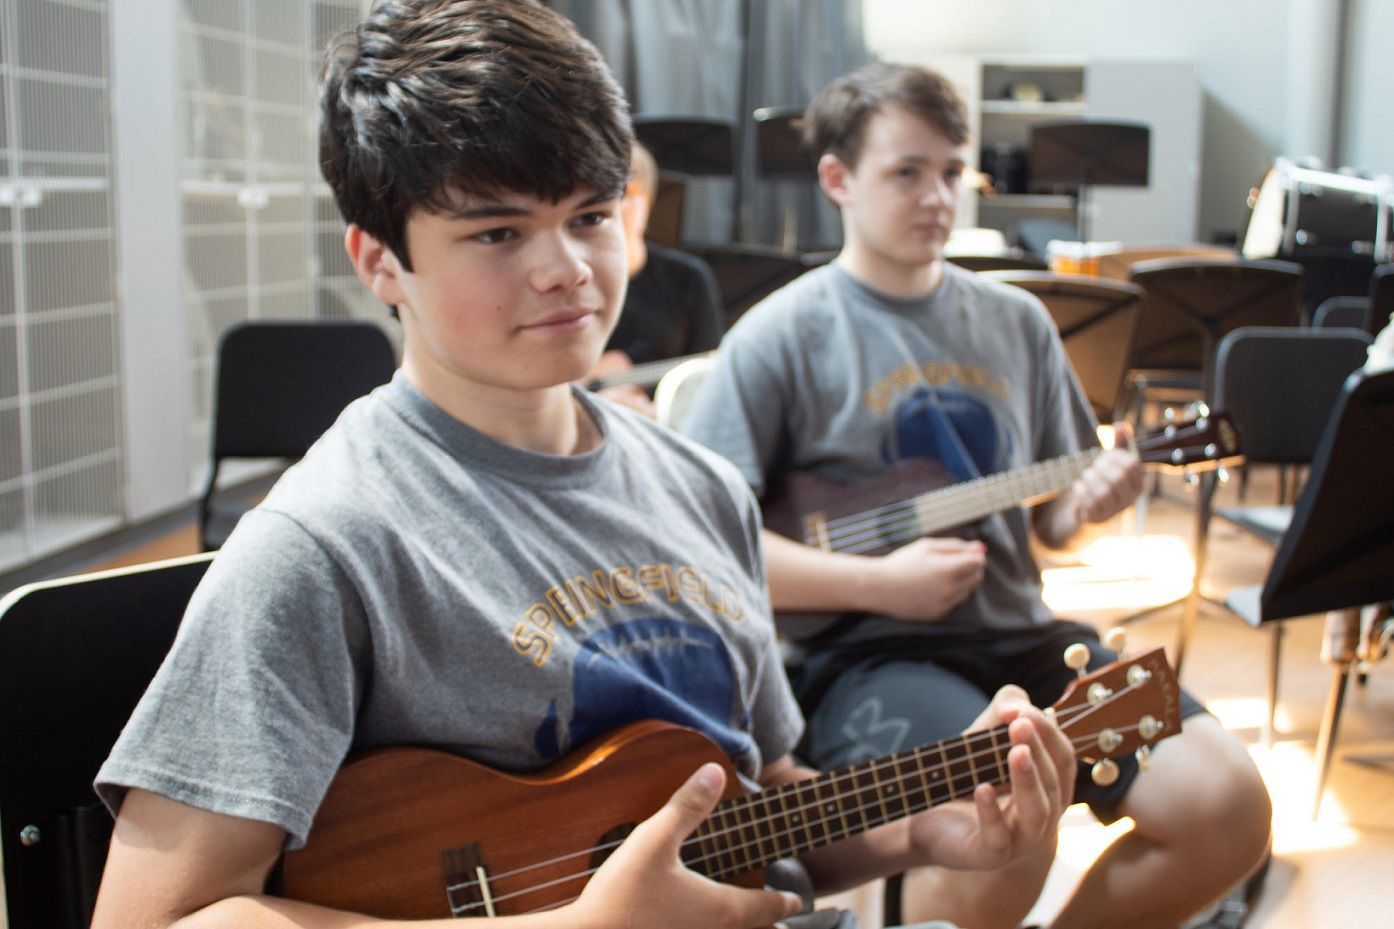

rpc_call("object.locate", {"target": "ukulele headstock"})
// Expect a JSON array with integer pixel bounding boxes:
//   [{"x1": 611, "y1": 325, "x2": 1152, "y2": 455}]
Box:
[
  {"x1": 1050, "y1": 647, "x2": 1183, "y2": 771},
  {"x1": 1136, "y1": 409, "x2": 1244, "y2": 474}
]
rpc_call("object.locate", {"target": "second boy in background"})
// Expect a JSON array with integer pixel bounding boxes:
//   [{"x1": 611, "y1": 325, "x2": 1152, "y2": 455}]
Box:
[{"x1": 681, "y1": 61, "x2": 1272, "y2": 929}]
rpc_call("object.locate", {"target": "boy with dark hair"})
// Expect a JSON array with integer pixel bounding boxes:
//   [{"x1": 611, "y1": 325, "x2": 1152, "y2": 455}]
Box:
[
  {"x1": 90, "y1": 6, "x2": 1074, "y2": 928},
  {"x1": 680, "y1": 61, "x2": 1272, "y2": 929}
]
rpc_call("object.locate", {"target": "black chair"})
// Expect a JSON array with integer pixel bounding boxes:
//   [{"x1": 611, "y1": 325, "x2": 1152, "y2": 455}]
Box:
[
  {"x1": 1312, "y1": 295, "x2": 1371, "y2": 331},
  {"x1": 0, "y1": 554, "x2": 214, "y2": 929},
  {"x1": 691, "y1": 243, "x2": 809, "y2": 327},
  {"x1": 947, "y1": 254, "x2": 1048, "y2": 273},
  {"x1": 1126, "y1": 258, "x2": 1305, "y2": 406},
  {"x1": 751, "y1": 106, "x2": 813, "y2": 179},
  {"x1": 1369, "y1": 262, "x2": 1394, "y2": 337},
  {"x1": 199, "y1": 320, "x2": 396, "y2": 551},
  {"x1": 981, "y1": 271, "x2": 1144, "y2": 423},
  {"x1": 632, "y1": 115, "x2": 737, "y2": 177},
  {"x1": 1179, "y1": 327, "x2": 1372, "y2": 694}
]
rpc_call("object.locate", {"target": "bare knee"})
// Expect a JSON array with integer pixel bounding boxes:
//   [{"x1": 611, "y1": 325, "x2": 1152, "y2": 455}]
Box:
[{"x1": 1123, "y1": 717, "x2": 1272, "y2": 877}]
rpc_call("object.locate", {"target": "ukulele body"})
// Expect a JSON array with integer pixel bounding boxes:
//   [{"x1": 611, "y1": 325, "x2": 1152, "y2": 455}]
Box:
[{"x1": 278, "y1": 720, "x2": 757, "y2": 919}]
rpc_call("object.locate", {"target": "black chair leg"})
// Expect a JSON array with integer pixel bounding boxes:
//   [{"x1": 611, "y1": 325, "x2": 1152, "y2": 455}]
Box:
[
  {"x1": 1312, "y1": 661, "x2": 1352, "y2": 819},
  {"x1": 1264, "y1": 622, "x2": 1284, "y2": 749}
]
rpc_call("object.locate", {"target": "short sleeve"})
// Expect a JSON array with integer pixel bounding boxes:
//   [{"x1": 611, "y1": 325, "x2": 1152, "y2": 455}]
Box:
[{"x1": 95, "y1": 509, "x2": 371, "y2": 848}]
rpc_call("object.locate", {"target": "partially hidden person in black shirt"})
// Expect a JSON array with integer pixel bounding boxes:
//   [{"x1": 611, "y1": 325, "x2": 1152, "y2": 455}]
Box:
[{"x1": 591, "y1": 143, "x2": 723, "y2": 416}]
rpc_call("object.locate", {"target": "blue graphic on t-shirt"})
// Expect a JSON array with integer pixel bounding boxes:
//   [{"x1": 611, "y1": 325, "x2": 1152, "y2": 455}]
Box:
[
  {"x1": 532, "y1": 618, "x2": 752, "y2": 764},
  {"x1": 882, "y1": 384, "x2": 1010, "y2": 479}
]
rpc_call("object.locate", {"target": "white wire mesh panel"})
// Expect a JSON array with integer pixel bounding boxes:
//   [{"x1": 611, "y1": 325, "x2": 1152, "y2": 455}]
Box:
[
  {"x1": 178, "y1": 0, "x2": 381, "y2": 486},
  {"x1": 0, "y1": 406, "x2": 19, "y2": 483},
  {"x1": 0, "y1": 0, "x2": 123, "y2": 572},
  {"x1": 15, "y1": 0, "x2": 107, "y2": 78}
]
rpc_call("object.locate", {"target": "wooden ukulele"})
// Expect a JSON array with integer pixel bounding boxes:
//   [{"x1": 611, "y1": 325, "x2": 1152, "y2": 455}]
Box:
[
  {"x1": 278, "y1": 648, "x2": 1181, "y2": 920},
  {"x1": 762, "y1": 412, "x2": 1242, "y2": 556}
]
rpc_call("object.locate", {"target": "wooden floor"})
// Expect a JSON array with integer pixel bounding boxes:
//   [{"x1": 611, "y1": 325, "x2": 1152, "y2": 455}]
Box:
[
  {"x1": 14, "y1": 469, "x2": 1394, "y2": 927},
  {"x1": 1026, "y1": 472, "x2": 1394, "y2": 928}
]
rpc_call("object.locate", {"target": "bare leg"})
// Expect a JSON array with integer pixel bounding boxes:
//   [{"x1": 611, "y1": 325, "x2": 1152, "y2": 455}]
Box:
[
  {"x1": 900, "y1": 843, "x2": 1055, "y2": 929},
  {"x1": 1048, "y1": 715, "x2": 1271, "y2": 929}
]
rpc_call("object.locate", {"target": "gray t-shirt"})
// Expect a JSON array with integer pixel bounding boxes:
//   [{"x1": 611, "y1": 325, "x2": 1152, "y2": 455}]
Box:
[
  {"x1": 680, "y1": 262, "x2": 1097, "y2": 644},
  {"x1": 97, "y1": 374, "x2": 802, "y2": 847}
]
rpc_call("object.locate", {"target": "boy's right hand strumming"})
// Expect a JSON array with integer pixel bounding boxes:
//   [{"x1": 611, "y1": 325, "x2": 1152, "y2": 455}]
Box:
[{"x1": 870, "y1": 536, "x2": 986, "y2": 622}]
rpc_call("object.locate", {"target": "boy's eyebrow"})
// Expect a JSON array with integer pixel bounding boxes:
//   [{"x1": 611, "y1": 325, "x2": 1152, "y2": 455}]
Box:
[
  {"x1": 892, "y1": 154, "x2": 967, "y2": 167},
  {"x1": 444, "y1": 190, "x2": 620, "y2": 221}
]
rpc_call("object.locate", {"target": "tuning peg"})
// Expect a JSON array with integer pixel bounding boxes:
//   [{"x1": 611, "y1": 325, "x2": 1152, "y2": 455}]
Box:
[
  {"x1": 1103, "y1": 627, "x2": 1127, "y2": 655},
  {"x1": 1189, "y1": 401, "x2": 1210, "y2": 419},
  {"x1": 1216, "y1": 465, "x2": 1230, "y2": 484},
  {"x1": 1063, "y1": 643, "x2": 1091, "y2": 677},
  {"x1": 1163, "y1": 406, "x2": 1177, "y2": 423},
  {"x1": 1135, "y1": 745, "x2": 1152, "y2": 772},
  {"x1": 1183, "y1": 472, "x2": 1199, "y2": 489},
  {"x1": 1091, "y1": 759, "x2": 1120, "y2": 786}
]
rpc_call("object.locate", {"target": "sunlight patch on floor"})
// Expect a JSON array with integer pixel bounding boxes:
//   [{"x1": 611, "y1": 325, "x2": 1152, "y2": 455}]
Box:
[{"x1": 1042, "y1": 534, "x2": 1195, "y2": 613}]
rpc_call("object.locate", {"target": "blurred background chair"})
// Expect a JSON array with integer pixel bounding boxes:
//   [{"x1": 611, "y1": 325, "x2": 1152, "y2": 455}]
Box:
[
  {"x1": 1369, "y1": 262, "x2": 1394, "y2": 336},
  {"x1": 1094, "y1": 244, "x2": 1236, "y2": 281},
  {"x1": 199, "y1": 319, "x2": 397, "y2": 552},
  {"x1": 1312, "y1": 296, "x2": 1372, "y2": 331},
  {"x1": 948, "y1": 253, "x2": 1048, "y2": 273},
  {"x1": 983, "y1": 271, "x2": 1144, "y2": 424},
  {"x1": 1125, "y1": 258, "x2": 1305, "y2": 419},
  {"x1": 1179, "y1": 327, "x2": 1372, "y2": 695},
  {"x1": 691, "y1": 243, "x2": 810, "y2": 328},
  {"x1": 653, "y1": 356, "x2": 717, "y2": 431},
  {"x1": 0, "y1": 553, "x2": 213, "y2": 929}
]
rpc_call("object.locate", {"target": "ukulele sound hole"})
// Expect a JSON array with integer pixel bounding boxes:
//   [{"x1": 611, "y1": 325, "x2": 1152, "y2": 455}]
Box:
[{"x1": 591, "y1": 823, "x2": 637, "y2": 872}]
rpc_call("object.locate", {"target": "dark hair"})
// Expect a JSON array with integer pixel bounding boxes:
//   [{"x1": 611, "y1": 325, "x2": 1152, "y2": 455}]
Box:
[
  {"x1": 320, "y1": 0, "x2": 633, "y2": 269},
  {"x1": 804, "y1": 61, "x2": 969, "y2": 169}
]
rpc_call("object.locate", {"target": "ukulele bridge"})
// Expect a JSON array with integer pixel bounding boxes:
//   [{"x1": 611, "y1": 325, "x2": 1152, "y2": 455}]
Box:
[
  {"x1": 802, "y1": 512, "x2": 832, "y2": 551},
  {"x1": 442, "y1": 842, "x2": 494, "y2": 918}
]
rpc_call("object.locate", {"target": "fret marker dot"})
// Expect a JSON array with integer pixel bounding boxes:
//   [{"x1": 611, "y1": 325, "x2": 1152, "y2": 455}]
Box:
[
  {"x1": 793, "y1": 814, "x2": 800, "y2": 822},
  {"x1": 826, "y1": 804, "x2": 835, "y2": 813}
]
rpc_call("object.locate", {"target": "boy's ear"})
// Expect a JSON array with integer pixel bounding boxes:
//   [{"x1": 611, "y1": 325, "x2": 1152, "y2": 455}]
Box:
[
  {"x1": 345, "y1": 225, "x2": 407, "y2": 306},
  {"x1": 817, "y1": 152, "x2": 853, "y2": 209}
]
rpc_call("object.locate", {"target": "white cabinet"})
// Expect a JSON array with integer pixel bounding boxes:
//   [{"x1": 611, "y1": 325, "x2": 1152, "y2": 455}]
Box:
[{"x1": 931, "y1": 56, "x2": 1201, "y2": 249}]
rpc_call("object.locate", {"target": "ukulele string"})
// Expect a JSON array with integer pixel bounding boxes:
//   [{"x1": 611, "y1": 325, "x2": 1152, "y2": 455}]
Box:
[
  {"x1": 446, "y1": 697, "x2": 1113, "y2": 892},
  {"x1": 463, "y1": 714, "x2": 1152, "y2": 917},
  {"x1": 812, "y1": 439, "x2": 1212, "y2": 554},
  {"x1": 813, "y1": 454, "x2": 1098, "y2": 552},
  {"x1": 445, "y1": 687, "x2": 1147, "y2": 912}
]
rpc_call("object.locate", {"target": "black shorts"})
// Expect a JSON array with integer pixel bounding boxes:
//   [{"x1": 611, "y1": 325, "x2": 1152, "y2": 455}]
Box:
[{"x1": 790, "y1": 620, "x2": 1206, "y2": 823}]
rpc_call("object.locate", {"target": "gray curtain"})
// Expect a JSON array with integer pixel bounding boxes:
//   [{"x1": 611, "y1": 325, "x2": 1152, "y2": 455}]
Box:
[{"x1": 551, "y1": 0, "x2": 867, "y2": 249}]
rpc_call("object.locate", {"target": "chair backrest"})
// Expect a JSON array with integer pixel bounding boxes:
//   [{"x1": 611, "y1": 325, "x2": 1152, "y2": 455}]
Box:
[
  {"x1": 982, "y1": 271, "x2": 1144, "y2": 422},
  {"x1": 1260, "y1": 366, "x2": 1394, "y2": 620},
  {"x1": 1127, "y1": 258, "x2": 1304, "y2": 390},
  {"x1": 0, "y1": 554, "x2": 212, "y2": 929},
  {"x1": 1094, "y1": 244, "x2": 1236, "y2": 281},
  {"x1": 653, "y1": 356, "x2": 716, "y2": 430},
  {"x1": 1370, "y1": 263, "x2": 1394, "y2": 337},
  {"x1": 691, "y1": 244, "x2": 808, "y2": 327},
  {"x1": 212, "y1": 320, "x2": 397, "y2": 460},
  {"x1": 1213, "y1": 326, "x2": 1372, "y2": 465},
  {"x1": 1312, "y1": 296, "x2": 1371, "y2": 331},
  {"x1": 752, "y1": 106, "x2": 814, "y2": 179},
  {"x1": 947, "y1": 254, "x2": 1048, "y2": 273}
]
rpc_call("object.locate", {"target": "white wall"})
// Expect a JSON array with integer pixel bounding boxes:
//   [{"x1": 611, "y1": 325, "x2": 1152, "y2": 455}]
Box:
[
  {"x1": 862, "y1": 0, "x2": 1308, "y2": 241},
  {"x1": 1341, "y1": 0, "x2": 1394, "y2": 178}
]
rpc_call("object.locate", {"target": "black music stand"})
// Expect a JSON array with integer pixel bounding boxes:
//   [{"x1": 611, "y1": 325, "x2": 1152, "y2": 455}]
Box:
[
  {"x1": 1258, "y1": 368, "x2": 1394, "y2": 622},
  {"x1": 1029, "y1": 120, "x2": 1150, "y2": 241},
  {"x1": 632, "y1": 115, "x2": 736, "y2": 177},
  {"x1": 1251, "y1": 367, "x2": 1394, "y2": 814}
]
